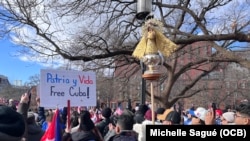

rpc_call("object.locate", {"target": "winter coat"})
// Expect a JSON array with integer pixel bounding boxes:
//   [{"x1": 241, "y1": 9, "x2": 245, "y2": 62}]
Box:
[
  {"x1": 133, "y1": 120, "x2": 161, "y2": 141},
  {"x1": 95, "y1": 118, "x2": 110, "y2": 137},
  {"x1": 71, "y1": 130, "x2": 99, "y2": 141},
  {"x1": 108, "y1": 130, "x2": 138, "y2": 141},
  {"x1": 27, "y1": 123, "x2": 44, "y2": 141}
]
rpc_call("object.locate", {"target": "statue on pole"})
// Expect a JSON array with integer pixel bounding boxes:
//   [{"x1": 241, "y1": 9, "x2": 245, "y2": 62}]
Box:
[
  {"x1": 132, "y1": 18, "x2": 178, "y2": 79},
  {"x1": 132, "y1": 18, "x2": 178, "y2": 60}
]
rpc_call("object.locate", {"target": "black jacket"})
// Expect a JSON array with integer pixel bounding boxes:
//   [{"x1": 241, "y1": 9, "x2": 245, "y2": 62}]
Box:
[
  {"x1": 27, "y1": 123, "x2": 44, "y2": 141},
  {"x1": 95, "y1": 118, "x2": 110, "y2": 137},
  {"x1": 108, "y1": 130, "x2": 138, "y2": 141},
  {"x1": 71, "y1": 130, "x2": 98, "y2": 141}
]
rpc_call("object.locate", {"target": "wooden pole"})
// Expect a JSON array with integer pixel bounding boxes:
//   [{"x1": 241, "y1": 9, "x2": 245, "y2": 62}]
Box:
[
  {"x1": 67, "y1": 100, "x2": 71, "y2": 129},
  {"x1": 151, "y1": 82, "x2": 155, "y2": 125}
]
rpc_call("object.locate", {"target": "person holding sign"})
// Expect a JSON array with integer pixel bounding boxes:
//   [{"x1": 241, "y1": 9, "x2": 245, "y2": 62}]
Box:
[{"x1": 63, "y1": 110, "x2": 103, "y2": 141}]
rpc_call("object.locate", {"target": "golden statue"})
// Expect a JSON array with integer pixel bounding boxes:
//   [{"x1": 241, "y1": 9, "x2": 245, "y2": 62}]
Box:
[{"x1": 132, "y1": 18, "x2": 178, "y2": 60}]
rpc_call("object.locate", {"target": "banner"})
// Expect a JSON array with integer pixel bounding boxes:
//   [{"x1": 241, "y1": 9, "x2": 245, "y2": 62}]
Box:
[{"x1": 40, "y1": 69, "x2": 96, "y2": 108}]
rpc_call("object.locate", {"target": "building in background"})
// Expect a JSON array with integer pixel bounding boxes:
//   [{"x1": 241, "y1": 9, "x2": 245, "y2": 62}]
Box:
[
  {"x1": 0, "y1": 74, "x2": 29, "y2": 104},
  {"x1": 0, "y1": 75, "x2": 11, "y2": 91}
]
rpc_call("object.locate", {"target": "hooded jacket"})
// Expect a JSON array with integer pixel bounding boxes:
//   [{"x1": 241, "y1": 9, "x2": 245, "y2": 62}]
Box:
[
  {"x1": 27, "y1": 123, "x2": 45, "y2": 141},
  {"x1": 0, "y1": 105, "x2": 26, "y2": 141}
]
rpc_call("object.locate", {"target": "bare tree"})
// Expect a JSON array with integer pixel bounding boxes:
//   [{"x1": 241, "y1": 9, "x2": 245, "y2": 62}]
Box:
[
  {"x1": 0, "y1": 0, "x2": 249, "y2": 108},
  {"x1": 23, "y1": 74, "x2": 40, "y2": 87}
]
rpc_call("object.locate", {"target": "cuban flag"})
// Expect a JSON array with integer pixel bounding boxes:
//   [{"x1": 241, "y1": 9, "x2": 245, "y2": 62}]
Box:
[{"x1": 41, "y1": 109, "x2": 62, "y2": 141}]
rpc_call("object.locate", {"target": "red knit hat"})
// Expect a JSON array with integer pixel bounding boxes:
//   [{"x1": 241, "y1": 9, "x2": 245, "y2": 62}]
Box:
[
  {"x1": 144, "y1": 109, "x2": 156, "y2": 121},
  {"x1": 215, "y1": 109, "x2": 223, "y2": 116}
]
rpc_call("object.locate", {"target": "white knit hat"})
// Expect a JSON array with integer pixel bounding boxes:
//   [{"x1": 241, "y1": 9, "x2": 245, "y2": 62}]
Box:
[
  {"x1": 222, "y1": 112, "x2": 235, "y2": 123},
  {"x1": 194, "y1": 107, "x2": 208, "y2": 121}
]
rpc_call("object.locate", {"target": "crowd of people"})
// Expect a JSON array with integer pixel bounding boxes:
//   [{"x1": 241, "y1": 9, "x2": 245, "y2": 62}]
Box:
[{"x1": 0, "y1": 93, "x2": 250, "y2": 141}]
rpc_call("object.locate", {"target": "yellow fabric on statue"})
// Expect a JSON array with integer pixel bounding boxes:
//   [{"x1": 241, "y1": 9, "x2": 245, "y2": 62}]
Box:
[
  {"x1": 155, "y1": 30, "x2": 178, "y2": 57},
  {"x1": 132, "y1": 35, "x2": 147, "y2": 59},
  {"x1": 132, "y1": 18, "x2": 178, "y2": 60}
]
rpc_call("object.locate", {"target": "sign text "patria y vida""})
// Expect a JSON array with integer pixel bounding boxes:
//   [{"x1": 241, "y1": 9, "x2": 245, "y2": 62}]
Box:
[
  {"x1": 46, "y1": 73, "x2": 94, "y2": 98},
  {"x1": 46, "y1": 73, "x2": 93, "y2": 86}
]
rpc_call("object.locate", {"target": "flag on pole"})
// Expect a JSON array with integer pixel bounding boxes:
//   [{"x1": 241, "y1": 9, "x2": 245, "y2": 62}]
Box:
[{"x1": 41, "y1": 109, "x2": 62, "y2": 141}]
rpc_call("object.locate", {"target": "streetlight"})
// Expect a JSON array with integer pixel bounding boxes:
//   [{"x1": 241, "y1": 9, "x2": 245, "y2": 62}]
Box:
[
  {"x1": 136, "y1": 0, "x2": 152, "y2": 20},
  {"x1": 140, "y1": 61, "x2": 146, "y2": 105},
  {"x1": 136, "y1": 0, "x2": 152, "y2": 105}
]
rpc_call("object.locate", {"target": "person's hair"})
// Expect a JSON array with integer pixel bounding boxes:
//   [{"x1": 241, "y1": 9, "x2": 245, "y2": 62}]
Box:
[
  {"x1": 137, "y1": 104, "x2": 149, "y2": 115},
  {"x1": 27, "y1": 112, "x2": 36, "y2": 124},
  {"x1": 116, "y1": 114, "x2": 134, "y2": 130},
  {"x1": 70, "y1": 111, "x2": 79, "y2": 128},
  {"x1": 79, "y1": 110, "x2": 94, "y2": 131},
  {"x1": 199, "y1": 119, "x2": 205, "y2": 125},
  {"x1": 45, "y1": 110, "x2": 54, "y2": 122},
  {"x1": 236, "y1": 102, "x2": 250, "y2": 117},
  {"x1": 110, "y1": 115, "x2": 118, "y2": 127}
]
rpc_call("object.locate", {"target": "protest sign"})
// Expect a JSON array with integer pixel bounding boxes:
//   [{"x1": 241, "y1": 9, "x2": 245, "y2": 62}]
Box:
[{"x1": 40, "y1": 69, "x2": 96, "y2": 108}]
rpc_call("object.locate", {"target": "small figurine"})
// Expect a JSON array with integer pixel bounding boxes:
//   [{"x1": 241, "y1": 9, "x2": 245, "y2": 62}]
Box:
[{"x1": 132, "y1": 18, "x2": 178, "y2": 60}]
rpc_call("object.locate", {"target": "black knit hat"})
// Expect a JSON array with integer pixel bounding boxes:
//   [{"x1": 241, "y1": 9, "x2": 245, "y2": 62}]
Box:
[
  {"x1": 156, "y1": 107, "x2": 165, "y2": 114},
  {"x1": 165, "y1": 111, "x2": 181, "y2": 124},
  {"x1": 0, "y1": 105, "x2": 25, "y2": 141},
  {"x1": 138, "y1": 104, "x2": 149, "y2": 115},
  {"x1": 101, "y1": 107, "x2": 112, "y2": 118}
]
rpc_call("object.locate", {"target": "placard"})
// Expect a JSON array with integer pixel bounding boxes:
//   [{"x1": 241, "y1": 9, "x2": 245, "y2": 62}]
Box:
[{"x1": 40, "y1": 69, "x2": 96, "y2": 108}]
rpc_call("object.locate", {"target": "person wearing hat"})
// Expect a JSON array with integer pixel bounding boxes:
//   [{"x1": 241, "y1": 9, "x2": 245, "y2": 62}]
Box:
[
  {"x1": 220, "y1": 112, "x2": 235, "y2": 125},
  {"x1": 157, "y1": 108, "x2": 173, "y2": 122},
  {"x1": 133, "y1": 109, "x2": 163, "y2": 141},
  {"x1": 95, "y1": 107, "x2": 112, "y2": 137},
  {"x1": 64, "y1": 110, "x2": 103, "y2": 141},
  {"x1": 156, "y1": 107, "x2": 165, "y2": 115},
  {"x1": 155, "y1": 107, "x2": 165, "y2": 123},
  {"x1": 133, "y1": 104, "x2": 149, "y2": 124},
  {"x1": 215, "y1": 109, "x2": 223, "y2": 125},
  {"x1": 183, "y1": 109, "x2": 195, "y2": 125},
  {"x1": 26, "y1": 112, "x2": 45, "y2": 141},
  {"x1": 191, "y1": 107, "x2": 208, "y2": 125},
  {"x1": 0, "y1": 104, "x2": 26, "y2": 141},
  {"x1": 0, "y1": 92, "x2": 32, "y2": 141},
  {"x1": 162, "y1": 110, "x2": 181, "y2": 125}
]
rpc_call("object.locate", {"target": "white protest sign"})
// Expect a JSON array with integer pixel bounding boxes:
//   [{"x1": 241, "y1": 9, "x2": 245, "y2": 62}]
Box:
[{"x1": 40, "y1": 69, "x2": 96, "y2": 108}]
